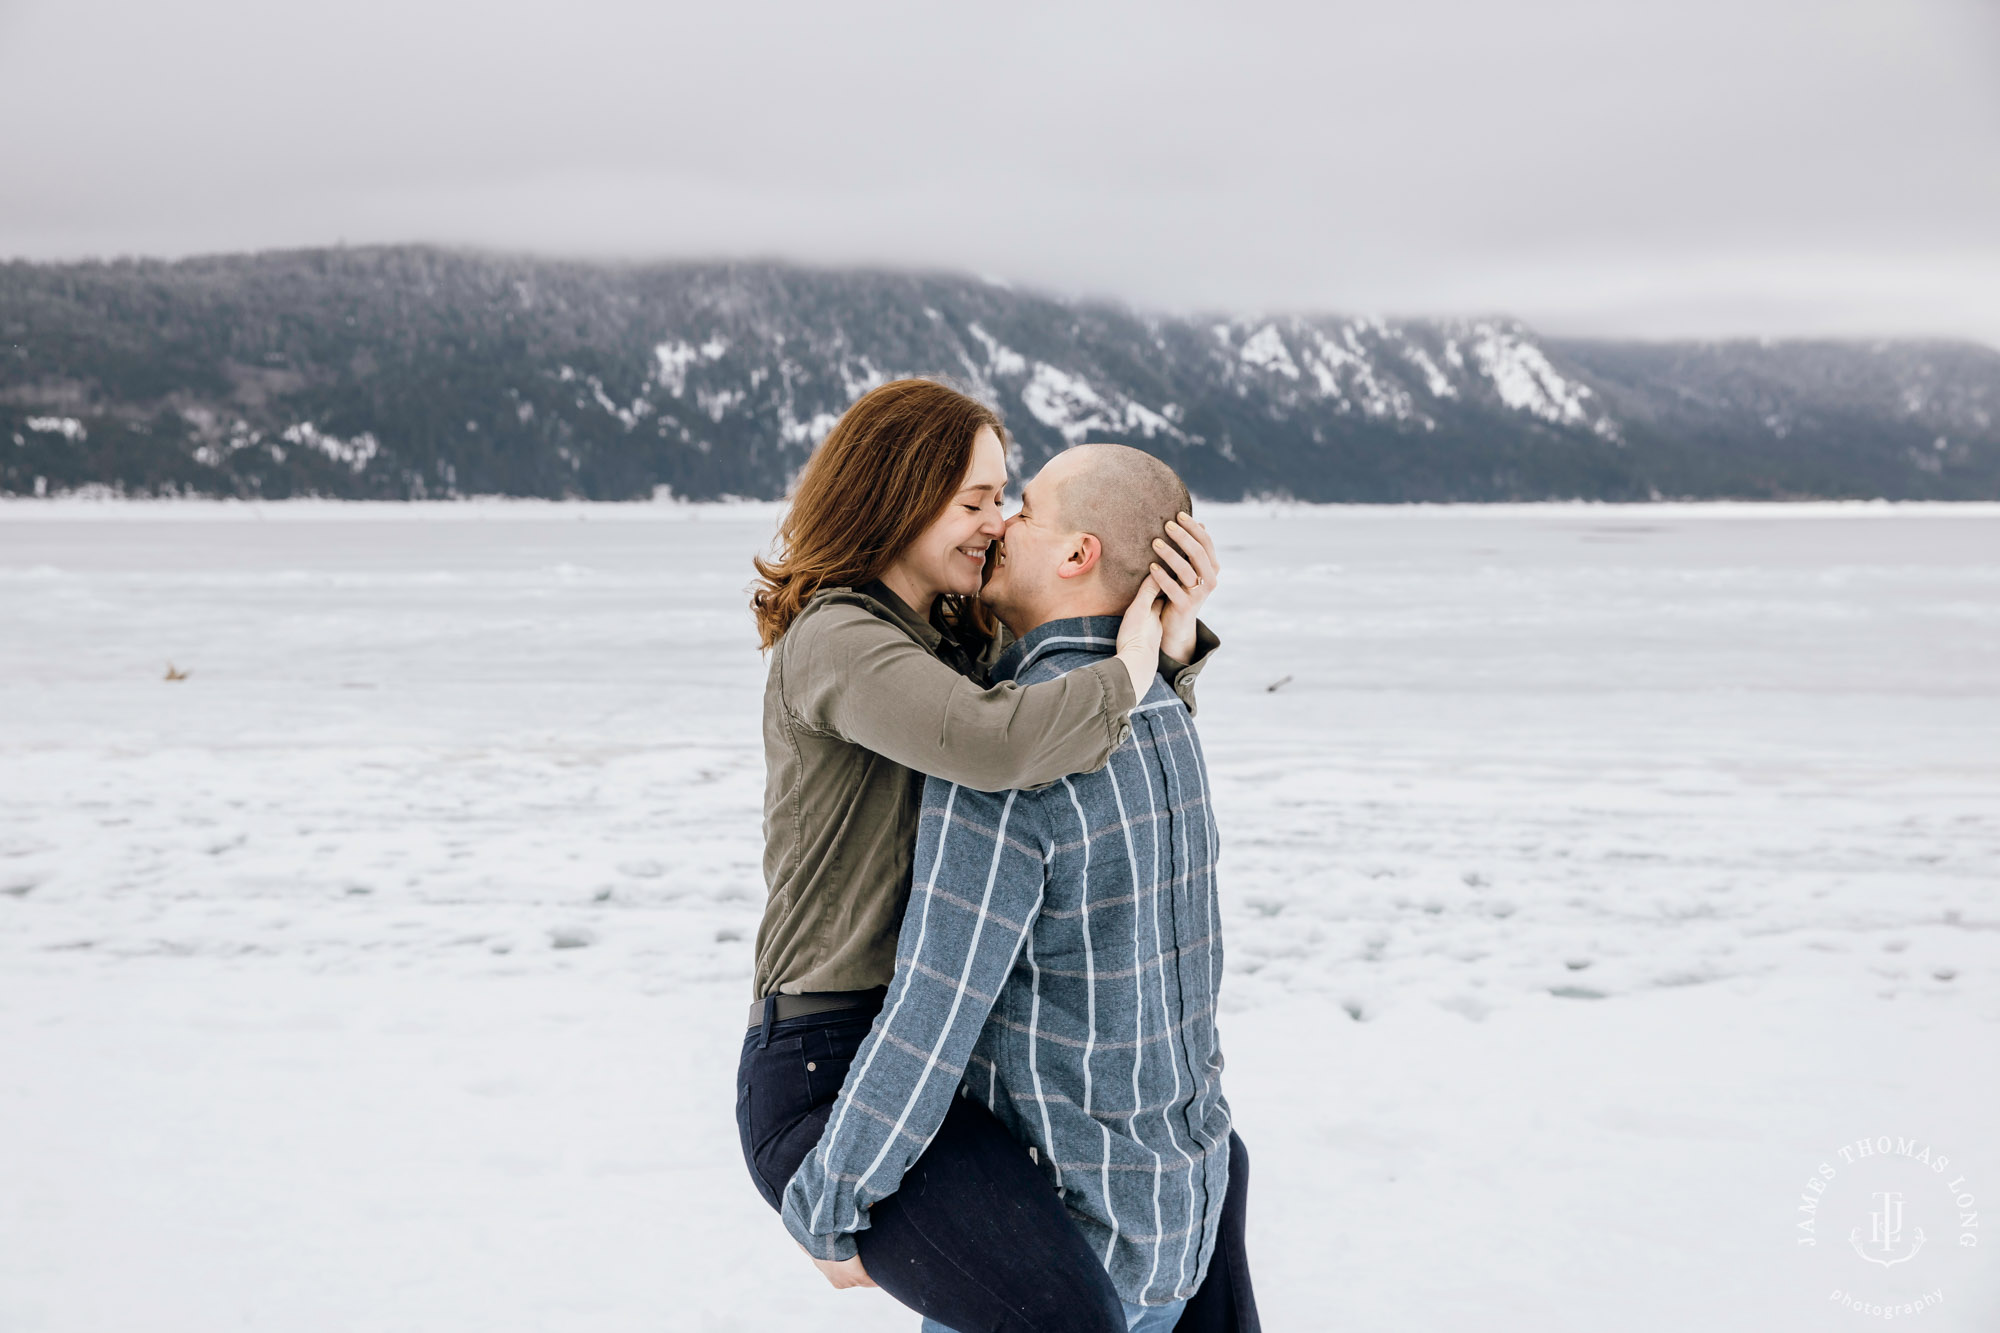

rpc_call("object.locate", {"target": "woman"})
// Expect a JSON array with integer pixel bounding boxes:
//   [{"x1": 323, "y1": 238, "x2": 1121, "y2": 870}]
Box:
[{"x1": 736, "y1": 378, "x2": 1232, "y2": 1331}]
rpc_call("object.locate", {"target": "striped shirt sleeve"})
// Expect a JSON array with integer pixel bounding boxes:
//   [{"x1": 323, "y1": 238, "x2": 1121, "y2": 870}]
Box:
[{"x1": 778, "y1": 778, "x2": 1051, "y2": 1260}]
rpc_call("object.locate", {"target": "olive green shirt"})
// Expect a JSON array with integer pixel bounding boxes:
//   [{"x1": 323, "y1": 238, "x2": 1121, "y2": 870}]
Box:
[{"x1": 754, "y1": 580, "x2": 1216, "y2": 998}]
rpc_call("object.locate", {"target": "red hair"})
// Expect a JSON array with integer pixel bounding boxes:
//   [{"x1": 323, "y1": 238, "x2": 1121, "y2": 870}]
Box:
[{"x1": 751, "y1": 378, "x2": 1005, "y2": 650}]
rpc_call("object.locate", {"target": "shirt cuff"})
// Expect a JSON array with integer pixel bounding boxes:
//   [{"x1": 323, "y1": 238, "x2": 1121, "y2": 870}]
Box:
[
  {"x1": 781, "y1": 1185, "x2": 862, "y2": 1262},
  {"x1": 794, "y1": 1223, "x2": 859, "y2": 1264},
  {"x1": 1159, "y1": 620, "x2": 1220, "y2": 716}
]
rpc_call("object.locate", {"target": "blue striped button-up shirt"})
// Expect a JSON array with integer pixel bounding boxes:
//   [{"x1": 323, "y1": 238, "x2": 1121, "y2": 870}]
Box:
[{"x1": 780, "y1": 615, "x2": 1232, "y2": 1306}]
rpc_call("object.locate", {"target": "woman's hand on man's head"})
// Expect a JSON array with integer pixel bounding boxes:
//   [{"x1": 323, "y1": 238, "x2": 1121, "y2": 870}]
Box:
[
  {"x1": 1113, "y1": 572, "x2": 1168, "y2": 704},
  {"x1": 1151, "y1": 511, "x2": 1219, "y2": 664}
]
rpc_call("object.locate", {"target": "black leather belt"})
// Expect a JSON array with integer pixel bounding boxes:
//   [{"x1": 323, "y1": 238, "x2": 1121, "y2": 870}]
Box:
[{"x1": 746, "y1": 987, "x2": 886, "y2": 1032}]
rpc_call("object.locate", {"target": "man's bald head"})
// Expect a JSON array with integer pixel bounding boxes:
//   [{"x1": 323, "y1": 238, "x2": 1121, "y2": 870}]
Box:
[{"x1": 1043, "y1": 443, "x2": 1192, "y2": 597}]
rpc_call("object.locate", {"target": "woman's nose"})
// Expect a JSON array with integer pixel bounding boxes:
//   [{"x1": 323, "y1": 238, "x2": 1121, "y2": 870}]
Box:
[{"x1": 982, "y1": 512, "x2": 1008, "y2": 537}]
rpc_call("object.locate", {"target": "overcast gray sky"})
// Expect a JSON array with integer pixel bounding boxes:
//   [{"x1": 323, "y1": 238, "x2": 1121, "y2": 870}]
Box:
[{"x1": 2, "y1": 0, "x2": 1996, "y2": 344}]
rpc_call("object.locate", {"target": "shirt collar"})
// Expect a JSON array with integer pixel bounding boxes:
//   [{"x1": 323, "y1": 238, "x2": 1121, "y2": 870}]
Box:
[
  {"x1": 991, "y1": 615, "x2": 1124, "y2": 683},
  {"x1": 856, "y1": 578, "x2": 943, "y2": 652}
]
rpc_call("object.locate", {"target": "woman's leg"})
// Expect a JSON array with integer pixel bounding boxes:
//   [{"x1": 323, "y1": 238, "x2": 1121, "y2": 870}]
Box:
[
  {"x1": 736, "y1": 1011, "x2": 1124, "y2": 1333},
  {"x1": 1173, "y1": 1130, "x2": 1260, "y2": 1333},
  {"x1": 736, "y1": 1008, "x2": 878, "y2": 1210},
  {"x1": 856, "y1": 1092, "x2": 1125, "y2": 1333}
]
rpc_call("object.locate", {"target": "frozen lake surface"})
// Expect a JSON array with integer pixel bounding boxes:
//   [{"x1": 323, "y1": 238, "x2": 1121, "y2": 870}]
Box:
[{"x1": 2, "y1": 500, "x2": 1997, "y2": 1331}]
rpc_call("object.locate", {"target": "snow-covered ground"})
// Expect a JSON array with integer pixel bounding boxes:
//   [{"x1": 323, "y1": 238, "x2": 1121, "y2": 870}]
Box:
[{"x1": 1, "y1": 500, "x2": 1996, "y2": 1332}]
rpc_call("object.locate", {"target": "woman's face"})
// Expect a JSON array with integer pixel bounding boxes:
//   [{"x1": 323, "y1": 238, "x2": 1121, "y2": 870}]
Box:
[{"x1": 881, "y1": 426, "x2": 1010, "y2": 610}]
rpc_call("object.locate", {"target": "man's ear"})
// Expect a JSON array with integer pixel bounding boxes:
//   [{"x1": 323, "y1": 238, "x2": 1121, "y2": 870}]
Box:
[{"x1": 1056, "y1": 533, "x2": 1103, "y2": 581}]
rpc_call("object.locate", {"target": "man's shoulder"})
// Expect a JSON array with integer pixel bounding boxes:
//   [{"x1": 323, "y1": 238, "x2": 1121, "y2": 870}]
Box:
[
  {"x1": 917, "y1": 767, "x2": 1061, "y2": 818},
  {"x1": 1009, "y1": 643, "x2": 1119, "y2": 690}
]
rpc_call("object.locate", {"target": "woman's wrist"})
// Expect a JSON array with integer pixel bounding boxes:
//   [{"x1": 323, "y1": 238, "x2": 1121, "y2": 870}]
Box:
[{"x1": 1115, "y1": 645, "x2": 1153, "y2": 704}]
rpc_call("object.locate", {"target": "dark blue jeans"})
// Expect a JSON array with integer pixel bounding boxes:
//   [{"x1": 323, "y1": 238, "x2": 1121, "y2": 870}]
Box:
[{"x1": 736, "y1": 1005, "x2": 1259, "y2": 1332}]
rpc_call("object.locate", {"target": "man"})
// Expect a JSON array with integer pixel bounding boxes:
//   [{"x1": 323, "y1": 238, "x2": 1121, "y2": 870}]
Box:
[{"x1": 780, "y1": 443, "x2": 1256, "y2": 1332}]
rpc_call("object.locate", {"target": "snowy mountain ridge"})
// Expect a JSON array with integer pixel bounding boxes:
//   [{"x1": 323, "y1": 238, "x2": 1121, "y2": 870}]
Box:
[{"x1": 3, "y1": 246, "x2": 1996, "y2": 500}]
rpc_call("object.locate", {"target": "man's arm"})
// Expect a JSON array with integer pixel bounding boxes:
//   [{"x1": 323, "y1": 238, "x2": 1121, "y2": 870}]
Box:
[{"x1": 779, "y1": 778, "x2": 1050, "y2": 1261}]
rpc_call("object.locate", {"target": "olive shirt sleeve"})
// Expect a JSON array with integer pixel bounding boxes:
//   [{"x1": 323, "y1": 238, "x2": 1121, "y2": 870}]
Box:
[{"x1": 783, "y1": 603, "x2": 1138, "y2": 792}]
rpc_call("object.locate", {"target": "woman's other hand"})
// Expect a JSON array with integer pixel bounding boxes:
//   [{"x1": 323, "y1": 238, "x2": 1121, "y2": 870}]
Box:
[
  {"x1": 1114, "y1": 572, "x2": 1166, "y2": 703},
  {"x1": 1150, "y1": 511, "x2": 1219, "y2": 663},
  {"x1": 806, "y1": 1250, "x2": 877, "y2": 1289}
]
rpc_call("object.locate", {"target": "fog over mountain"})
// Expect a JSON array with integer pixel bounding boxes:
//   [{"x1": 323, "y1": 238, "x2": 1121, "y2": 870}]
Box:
[{"x1": 4, "y1": 247, "x2": 1996, "y2": 502}]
